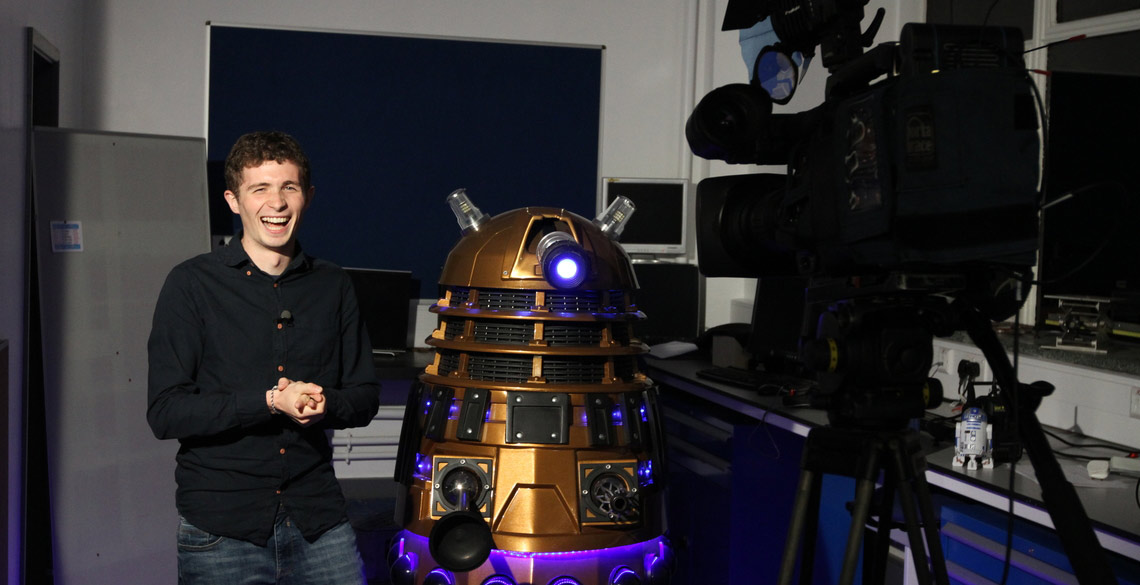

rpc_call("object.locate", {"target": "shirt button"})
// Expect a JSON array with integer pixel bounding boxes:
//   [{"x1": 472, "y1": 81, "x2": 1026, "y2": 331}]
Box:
[
  {"x1": 246, "y1": 270, "x2": 252, "y2": 276},
  {"x1": 273, "y1": 283, "x2": 279, "y2": 288},
  {"x1": 277, "y1": 323, "x2": 283, "y2": 330},
  {"x1": 277, "y1": 365, "x2": 284, "y2": 372},
  {"x1": 279, "y1": 448, "x2": 286, "y2": 455}
]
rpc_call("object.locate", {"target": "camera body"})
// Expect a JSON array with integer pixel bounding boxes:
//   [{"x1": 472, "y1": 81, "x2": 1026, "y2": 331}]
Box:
[{"x1": 690, "y1": 20, "x2": 1041, "y2": 282}]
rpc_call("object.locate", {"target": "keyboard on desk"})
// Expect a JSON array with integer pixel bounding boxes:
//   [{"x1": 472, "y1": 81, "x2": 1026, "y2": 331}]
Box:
[{"x1": 695, "y1": 366, "x2": 815, "y2": 395}]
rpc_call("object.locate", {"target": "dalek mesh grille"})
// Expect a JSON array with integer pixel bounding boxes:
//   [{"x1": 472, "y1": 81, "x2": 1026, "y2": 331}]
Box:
[
  {"x1": 547, "y1": 291, "x2": 603, "y2": 313},
  {"x1": 468, "y1": 355, "x2": 533, "y2": 382},
  {"x1": 474, "y1": 320, "x2": 532, "y2": 344},
  {"x1": 478, "y1": 290, "x2": 536, "y2": 310},
  {"x1": 442, "y1": 318, "x2": 621, "y2": 347},
  {"x1": 542, "y1": 356, "x2": 606, "y2": 383},
  {"x1": 449, "y1": 288, "x2": 471, "y2": 306},
  {"x1": 448, "y1": 287, "x2": 637, "y2": 314},
  {"x1": 437, "y1": 352, "x2": 461, "y2": 376},
  {"x1": 443, "y1": 320, "x2": 464, "y2": 340},
  {"x1": 546, "y1": 323, "x2": 604, "y2": 346},
  {"x1": 435, "y1": 351, "x2": 640, "y2": 384}
]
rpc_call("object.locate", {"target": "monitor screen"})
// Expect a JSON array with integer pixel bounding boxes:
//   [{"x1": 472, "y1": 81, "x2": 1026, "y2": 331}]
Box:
[
  {"x1": 344, "y1": 267, "x2": 418, "y2": 354},
  {"x1": 749, "y1": 277, "x2": 808, "y2": 373},
  {"x1": 630, "y1": 262, "x2": 704, "y2": 345},
  {"x1": 601, "y1": 178, "x2": 689, "y2": 256},
  {"x1": 1039, "y1": 71, "x2": 1140, "y2": 308}
]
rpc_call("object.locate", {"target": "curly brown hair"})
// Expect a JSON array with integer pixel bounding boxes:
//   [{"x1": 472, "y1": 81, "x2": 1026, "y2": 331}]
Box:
[{"x1": 223, "y1": 131, "x2": 312, "y2": 194}]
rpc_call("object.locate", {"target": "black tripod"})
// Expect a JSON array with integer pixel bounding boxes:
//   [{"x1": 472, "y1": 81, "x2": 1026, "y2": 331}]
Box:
[
  {"x1": 776, "y1": 424, "x2": 949, "y2": 585},
  {"x1": 774, "y1": 295, "x2": 1121, "y2": 585}
]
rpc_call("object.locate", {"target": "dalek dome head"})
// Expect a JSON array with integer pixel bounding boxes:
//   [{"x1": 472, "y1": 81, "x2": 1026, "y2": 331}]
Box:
[{"x1": 442, "y1": 189, "x2": 638, "y2": 291}]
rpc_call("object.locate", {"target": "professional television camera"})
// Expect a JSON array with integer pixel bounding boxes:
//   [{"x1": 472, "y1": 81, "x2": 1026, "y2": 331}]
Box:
[
  {"x1": 687, "y1": 3, "x2": 1120, "y2": 583},
  {"x1": 687, "y1": 0, "x2": 1042, "y2": 428},
  {"x1": 689, "y1": 6, "x2": 1041, "y2": 284}
]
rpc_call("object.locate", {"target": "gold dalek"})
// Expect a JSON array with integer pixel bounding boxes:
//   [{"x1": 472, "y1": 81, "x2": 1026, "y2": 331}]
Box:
[{"x1": 389, "y1": 190, "x2": 673, "y2": 585}]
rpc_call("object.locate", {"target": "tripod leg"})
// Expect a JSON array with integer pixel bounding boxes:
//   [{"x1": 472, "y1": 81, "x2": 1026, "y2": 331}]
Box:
[
  {"x1": 888, "y1": 434, "x2": 950, "y2": 585},
  {"x1": 798, "y1": 469, "x2": 825, "y2": 583},
  {"x1": 839, "y1": 477, "x2": 876, "y2": 585},
  {"x1": 963, "y1": 303, "x2": 1119, "y2": 585},
  {"x1": 911, "y1": 461, "x2": 950, "y2": 585},
  {"x1": 863, "y1": 466, "x2": 896, "y2": 585},
  {"x1": 890, "y1": 444, "x2": 934, "y2": 585},
  {"x1": 778, "y1": 468, "x2": 821, "y2": 585}
]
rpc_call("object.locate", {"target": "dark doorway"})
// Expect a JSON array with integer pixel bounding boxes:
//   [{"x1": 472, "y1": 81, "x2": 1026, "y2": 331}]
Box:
[{"x1": 24, "y1": 26, "x2": 60, "y2": 585}]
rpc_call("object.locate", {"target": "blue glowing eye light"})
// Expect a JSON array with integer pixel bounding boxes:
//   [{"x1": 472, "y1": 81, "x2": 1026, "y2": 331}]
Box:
[
  {"x1": 555, "y1": 257, "x2": 580, "y2": 279},
  {"x1": 544, "y1": 247, "x2": 589, "y2": 289},
  {"x1": 611, "y1": 406, "x2": 624, "y2": 426},
  {"x1": 536, "y1": 231, "x2": 590, "y2": 289}
]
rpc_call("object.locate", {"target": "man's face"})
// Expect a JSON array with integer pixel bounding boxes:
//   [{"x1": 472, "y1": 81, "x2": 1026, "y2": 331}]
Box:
[{"x1": 224, "y1": 160, "x2": 312, "y2": 257}]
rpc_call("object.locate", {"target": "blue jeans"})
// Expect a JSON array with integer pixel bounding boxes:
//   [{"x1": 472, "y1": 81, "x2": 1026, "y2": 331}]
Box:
[{"x1": 177, "y1": 508, "x2": 366, "y2": 585}]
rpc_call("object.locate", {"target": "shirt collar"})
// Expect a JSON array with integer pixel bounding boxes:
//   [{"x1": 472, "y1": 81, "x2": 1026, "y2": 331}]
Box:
[{"x1": 219, "y1": 230, "x2": 311, "y2": 275}]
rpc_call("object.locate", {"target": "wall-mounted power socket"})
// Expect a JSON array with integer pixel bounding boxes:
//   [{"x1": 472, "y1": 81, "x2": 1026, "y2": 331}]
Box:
[{"x1": 934, "y1": 347, "x2": 952, "y2": 376}]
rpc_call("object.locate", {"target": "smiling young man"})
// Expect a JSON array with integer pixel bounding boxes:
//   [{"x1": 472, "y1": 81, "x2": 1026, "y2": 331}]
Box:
[{"x1": 147, "y1": 131, "x2": 380, "y2": 584}]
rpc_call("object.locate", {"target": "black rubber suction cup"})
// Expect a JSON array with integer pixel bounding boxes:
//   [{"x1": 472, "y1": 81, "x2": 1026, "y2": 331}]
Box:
[{"x1": 428, "y1": 510, "x2": 495, "y2": 572}]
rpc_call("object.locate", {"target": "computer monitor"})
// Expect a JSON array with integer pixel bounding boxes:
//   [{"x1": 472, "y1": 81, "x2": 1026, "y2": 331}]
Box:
[
  {"x1": 344, "y1": 267, "x2": 418, "y2": 355},
  {"x1": 749, "y1": 277, "x2": 808, "y2": 373},
  {"x1": 601, "y1": 177, "x2": 690, "y2": 257},
  {"x1": 1037, "y1": 70, "x2": 1140, "y2": 336},
  {"x1": 631, "y1": 262, "x2": 704, "y2": 345}
]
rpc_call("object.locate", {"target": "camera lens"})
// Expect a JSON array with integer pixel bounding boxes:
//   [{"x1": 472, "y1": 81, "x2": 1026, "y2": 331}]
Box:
[{"x1": 685, "y1": 83, "x2": 772, "y2": 163}]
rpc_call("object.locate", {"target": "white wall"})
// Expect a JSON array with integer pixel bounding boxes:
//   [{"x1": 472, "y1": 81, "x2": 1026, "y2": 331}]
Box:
[
  {"x1": 68, "y1": 0, "x2": 923, "y2": 333},
  {"x1": 1, "y1": 1, "x2": 86, "y2": 583},
  {"x1": 74, "y1": 0, "x2": 736, "y2": 335},
  {"x1": 76, "y1": 1, "x2": 694, "y2": 168}
]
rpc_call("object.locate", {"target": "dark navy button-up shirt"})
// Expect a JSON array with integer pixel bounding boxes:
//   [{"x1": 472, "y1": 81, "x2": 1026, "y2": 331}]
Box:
[{"x1": 147, "y1": 235, "x2": 381, "y2": 545}]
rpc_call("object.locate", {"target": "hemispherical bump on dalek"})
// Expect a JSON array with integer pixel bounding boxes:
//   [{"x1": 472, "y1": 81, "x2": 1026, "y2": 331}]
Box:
[{"x1": 389, "y1": 190, "x2": 673, "y2": 585}]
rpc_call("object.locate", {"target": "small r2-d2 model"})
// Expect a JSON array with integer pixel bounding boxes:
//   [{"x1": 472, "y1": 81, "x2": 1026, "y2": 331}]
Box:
[
  {"x1": 389, "y1": 190, "x2": 672, "y2": 585},
  {"x1": 953, "y1": 406, "x2": 994, "y2": 470}
]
